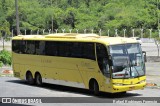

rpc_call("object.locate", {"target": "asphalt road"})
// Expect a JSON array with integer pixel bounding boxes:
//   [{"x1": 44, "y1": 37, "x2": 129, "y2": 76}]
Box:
[
  {"x1": 1, "y1": 77, "x2": 160, "y2": 97},
  {"x1": 0, "y1": 77, "x2": 160, "y2": 106},
  {"x1": 0, "y1": 62, "x2": 160, "y2": 96},
  {"x1": 145, "y1": 62, "x2": 160, "y2": 86}
]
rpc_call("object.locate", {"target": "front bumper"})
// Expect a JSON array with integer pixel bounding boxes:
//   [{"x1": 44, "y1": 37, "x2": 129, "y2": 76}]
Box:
[{"x1": 111, "y1": 82, "x2": 146, "y2": 93}]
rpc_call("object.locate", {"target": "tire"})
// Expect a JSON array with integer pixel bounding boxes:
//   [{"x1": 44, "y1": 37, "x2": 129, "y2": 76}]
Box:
[
  {"x1": 93, "y1": 81, "x2": 99, "y2": 95},
  {"x1": 89, "y1": 80, "x2": 99, "y2": 95},
  {"x1": 26, "y1": 72, "x2": 34, "y2": 85},
  {"x1": 35, "y1": 73, "x2": 42, "y2": 86}
]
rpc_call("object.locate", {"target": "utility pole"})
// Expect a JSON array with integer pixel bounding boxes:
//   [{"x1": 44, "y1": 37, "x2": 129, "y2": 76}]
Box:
[
  {"x1": 15, "y1": 0, "x2": 20, "y2": 35},
  {"x1": 157, "y1": 0, "x2": 159, "y2": 30}
]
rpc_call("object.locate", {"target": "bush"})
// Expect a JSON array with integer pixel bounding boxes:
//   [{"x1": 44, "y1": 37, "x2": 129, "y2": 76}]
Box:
[{"x1": 0, "y1": 50, "x2": 11, "y2": 67}]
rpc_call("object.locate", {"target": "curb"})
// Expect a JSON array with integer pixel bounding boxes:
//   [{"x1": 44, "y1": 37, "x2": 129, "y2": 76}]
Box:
[
  {"x1": 146, "y1": 82, "x2": 160, "y2": 89},
  {"x1": 0, "y1": 70, "x2": 13, "y2": 77},
  {"x1": 146, "y1": 83, "x2": 157, "y2": 87},
  {"x1": 2, "y1": 70, "x2": 13, "y2": 74}
]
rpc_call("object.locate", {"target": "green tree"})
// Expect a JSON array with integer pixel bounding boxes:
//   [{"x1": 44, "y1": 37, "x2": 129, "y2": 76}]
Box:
[
  {"x1": 0, "y1": 50, "x2": 11, "y2": 67},
  {"x1": 0, "y1": 0, "x2": 160, "y2": 36}
]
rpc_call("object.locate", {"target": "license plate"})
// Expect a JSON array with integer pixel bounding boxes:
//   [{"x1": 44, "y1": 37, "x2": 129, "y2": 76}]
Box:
[{"x1": 129, "y1": 86, "x2": 135, "y2": 91}]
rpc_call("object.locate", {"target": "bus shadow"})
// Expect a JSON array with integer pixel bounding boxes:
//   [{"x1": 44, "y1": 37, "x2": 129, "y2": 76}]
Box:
[{"x1": 7, "y1": 80, "x2": 142, "y2": 98}]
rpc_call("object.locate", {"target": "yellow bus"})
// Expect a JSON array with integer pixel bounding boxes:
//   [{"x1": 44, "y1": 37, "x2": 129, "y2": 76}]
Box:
[{"x1": 12, "y1": 33, "x2": 146, "y2": 95}]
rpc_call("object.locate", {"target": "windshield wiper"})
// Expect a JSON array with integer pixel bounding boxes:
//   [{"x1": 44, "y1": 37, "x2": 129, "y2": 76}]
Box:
[
  {"x1": 123, "y1": 44, "x2": 140, "y2": 78},
  {"x1": 123, "y1": 57, "x2": 130, "y2": 79},
  {"x1": 125, "y1": 46, "x2": 140, "y2": 78},
  {"x1": 130, "y1": 63, "x2": 140, "y2": 77}
]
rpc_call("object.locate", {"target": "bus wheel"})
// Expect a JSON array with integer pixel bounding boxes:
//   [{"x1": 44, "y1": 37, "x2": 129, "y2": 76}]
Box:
[
  {"x1": 35, "y1": 73, "x2": 42, "y2": 86},
  {"x1": 26, "y1": 72, "x2": 34, "y2": 85},
  {"x1": 89, "y1": 80, "x2": 99, "y2": 95}
]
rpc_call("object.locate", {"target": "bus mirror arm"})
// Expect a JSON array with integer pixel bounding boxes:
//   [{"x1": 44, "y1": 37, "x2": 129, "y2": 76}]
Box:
[
  {"x1": 142, "y1": 51, "x2": 147, "y2": 62},
  {"x1": 108, "y1": 55, "x2": 113, "y2": 66}
]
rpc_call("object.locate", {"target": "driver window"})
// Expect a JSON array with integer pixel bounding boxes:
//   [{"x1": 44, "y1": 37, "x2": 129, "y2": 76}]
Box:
[{"x1": 96, "y1": 43, "x2": 110, "y2": 76}]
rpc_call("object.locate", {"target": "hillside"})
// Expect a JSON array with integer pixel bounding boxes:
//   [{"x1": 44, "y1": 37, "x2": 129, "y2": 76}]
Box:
[{"x1": 0, "y1": 0, "x2": 160, "y2": 37}]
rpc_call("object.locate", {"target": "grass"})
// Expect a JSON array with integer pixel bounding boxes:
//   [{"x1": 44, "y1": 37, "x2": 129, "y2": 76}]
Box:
[{"x1": 0, "y1": 73, "x2": 13, "y2": 77}]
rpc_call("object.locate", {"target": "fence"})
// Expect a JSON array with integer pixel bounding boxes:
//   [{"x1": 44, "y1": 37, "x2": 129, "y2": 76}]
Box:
[
  {"x1": 6, "y1": 28, "x2": 160, "y2": 38},
  {"x1": 1, "y1": 29, "x2": 160, "y2": 62},
  {"x1": 0, "y1": 39, "x2": 11, "y2": 51}
]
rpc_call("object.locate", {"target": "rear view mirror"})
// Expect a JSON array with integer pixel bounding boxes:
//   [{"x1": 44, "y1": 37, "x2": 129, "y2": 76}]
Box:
[{"x1": 142, "y1": 51, "x2": 147, "y2": 62}]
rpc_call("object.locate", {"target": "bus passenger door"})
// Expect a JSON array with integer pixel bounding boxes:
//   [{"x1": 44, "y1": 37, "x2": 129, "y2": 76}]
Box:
[{"x1": 96, "y1": 43, "x2": 111, "y2": 92}]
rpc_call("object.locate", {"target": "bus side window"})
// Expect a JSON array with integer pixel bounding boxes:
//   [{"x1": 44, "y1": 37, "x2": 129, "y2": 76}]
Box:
[
  {"x1": 35, "y1": 41, "x2": 45, "y2": 55},
  {"x1": 58, "y1": 42, "x2": 71, "y2": 57},
  {"x1": 71, "y1": 42, "x2": 83, "y2": 58},
  {"x1": 96, "y1": 43, "x2": 110, "y2": 76},
  {"x1": 25, "y1": 41, "x2": 35, "y2": 54},
  {"x1": 12, "y1": 40, "x2": 20, "y2": 53},
  {"x1": 12, "y1": 40, "x2": 26, "y2": 54},
  {"x1": 82, "y1": 43, "x2": 96, "y2": 60},
  {"x1": 45, "y1": 41, "x2": 58, "y2": 56}
]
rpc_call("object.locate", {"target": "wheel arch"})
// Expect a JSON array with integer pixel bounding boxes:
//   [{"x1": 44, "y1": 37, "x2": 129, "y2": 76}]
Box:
[
  {"x1": 34, "y1": 71, "x2": 41, "y2": 78},
  {"x1": 89, "y1": 78, "x2": 99, "y2": 90},
  {"x1": 25, "y1": 70, "x2": 32, "y2": 80}
]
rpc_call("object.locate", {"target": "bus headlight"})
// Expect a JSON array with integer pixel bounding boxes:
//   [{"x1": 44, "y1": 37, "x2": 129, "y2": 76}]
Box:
[
  {"x1": 138, "y1": 80, "x2": 146, "y2": 84},
  {"x1": 113, "y1": 83, "x2": 123, "y2": 86}
]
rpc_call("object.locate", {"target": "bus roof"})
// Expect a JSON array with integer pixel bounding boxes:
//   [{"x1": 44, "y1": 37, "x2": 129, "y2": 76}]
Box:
[{"x1": 12, "y1": 33, "x2": 138, "y2": 45}]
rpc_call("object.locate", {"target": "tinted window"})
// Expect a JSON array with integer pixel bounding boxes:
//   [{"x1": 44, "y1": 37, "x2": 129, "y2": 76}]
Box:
[
  {"x1": 35, "y1": 41, "x2": 45, "y2": 55},
  {"x1": 25, "y1": 41, "x2": 35, "y2": 54},
  {"x1": 12, "y1": 40, "x2": 96, "y2": 60},
  {"x1": 45, "y1": 41, "x2": 72, "y2": 57},
  {"x1": 45, "y1": 41, "x2": 58, "y2": 56},
  {"x1": 82, "y1": 43, "x2": 95, "y2": 60},
  {"x1": 12, "y1": 40, "x2": 20, "y2": 53},
  {"x1": 96, "y1": 43, "x2": 108, "y2": 71},
  {"x1": 96, "y1": 43, "x2": 110, "y2": 77},
  {"x1": 58, "y1": 42, "x2": 72, "y2": 57},
  {"x1": 70, "y1": 42, "x2": 83, "y2": 58},
  {"x1": 96, "y1": 43, "x2": 108, "y2": 59},
  {"x1": 12, "y1": 40, "x2": 26, "y2": 54}
]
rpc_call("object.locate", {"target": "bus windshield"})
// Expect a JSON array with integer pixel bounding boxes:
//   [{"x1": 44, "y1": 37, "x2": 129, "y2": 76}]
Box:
[{"x1": 109, "y1": 43, "x2": 145, "y2": 79}]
